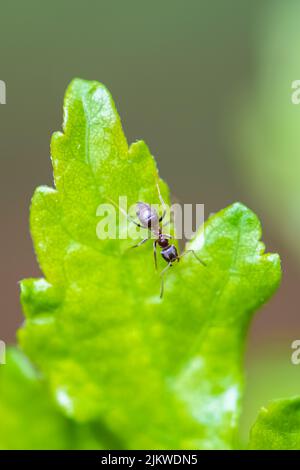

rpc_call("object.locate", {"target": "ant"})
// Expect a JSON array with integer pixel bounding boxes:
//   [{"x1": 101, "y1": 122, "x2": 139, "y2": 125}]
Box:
[{"x1": 123, "y1": 182, "x2": 206, "y2": 298}]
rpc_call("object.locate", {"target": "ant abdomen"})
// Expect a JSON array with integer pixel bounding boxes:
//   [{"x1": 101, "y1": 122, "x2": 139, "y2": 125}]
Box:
[
  {"x1": 136, "y1": 202, "x2": 159, "y2": 229},
  {"x1": 161, "y1": 245, "x2": 178, "y2": 263}
]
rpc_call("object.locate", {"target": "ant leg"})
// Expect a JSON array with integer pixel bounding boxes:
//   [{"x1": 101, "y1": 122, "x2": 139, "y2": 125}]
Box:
[
  {"x1": 160, "y1": 262, "x2": 172, "y2": 298},
  {"x1": 130, "y1": 238, "x2": 149, "y2": 249},
  {"x1": 108, "y1": 196, "x2": 146, "y2": 229},
  {"x1": 153, "y1": 240, "x2": 158, "y2": 271},
  {"x1": 122, "y1": 210, "x2": 144, "y2": 228},
  {"x1": 162, "y1": 202, "x2": 175, "y2": 227},
  {"x1": 180, "y1": 250, "x2": 207, "y2": 266},
  {"x1": 130, "y1": 218, "x2": 143, "y2": 228},
  {"x1": 159, "y1": 210, "x2": 166, "y2": 223}
]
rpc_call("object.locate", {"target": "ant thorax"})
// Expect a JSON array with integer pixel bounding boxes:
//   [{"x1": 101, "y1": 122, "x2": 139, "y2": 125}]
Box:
[
  {"x1": 158, "y1": 233, "x2": 169, "y2": 248},
  {"x1": 136, "y1": 202, "x2": 160, "y2": 229}
]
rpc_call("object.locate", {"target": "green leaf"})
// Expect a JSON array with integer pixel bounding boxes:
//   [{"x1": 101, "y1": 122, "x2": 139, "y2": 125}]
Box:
[
  {"x1": 0, "y1": 348, "x2": 104, "y2": 449},
  {"x1": 18, "y1": 78, "x2": 281, "y2": 449},
  {"x1": 249, "y1": 397, "x2": 300, "y2": 450}
]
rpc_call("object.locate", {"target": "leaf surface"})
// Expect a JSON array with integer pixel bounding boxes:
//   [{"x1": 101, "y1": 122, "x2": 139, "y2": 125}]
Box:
[
  {"x1": 19, "y1": 78, "x2": 281, "y2": 449},
  {"x1": 249, "y1": 397, "x2": 300, "y2": 450},
  {"x1": 0, "y1": 348, "x2": 104, "y2": 449}
]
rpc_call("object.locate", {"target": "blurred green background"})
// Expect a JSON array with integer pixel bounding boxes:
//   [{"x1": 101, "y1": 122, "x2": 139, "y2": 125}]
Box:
[{"x1": 0, "y1": 0, "x2": 299, "y2": 442}]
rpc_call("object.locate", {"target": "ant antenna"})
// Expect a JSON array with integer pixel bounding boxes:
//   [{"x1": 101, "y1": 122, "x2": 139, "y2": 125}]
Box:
[
  {"x1": 154, "y1": 173, "x2": 168, "y2": 223},
  {"x1": 154, "y1": 172, "x2": 175, "y2": 231}
]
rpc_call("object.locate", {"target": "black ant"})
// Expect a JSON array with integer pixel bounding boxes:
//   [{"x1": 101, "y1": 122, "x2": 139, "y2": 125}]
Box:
[{"x1": 123, "y1": 182, "x2": 206, "y2": 298}]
